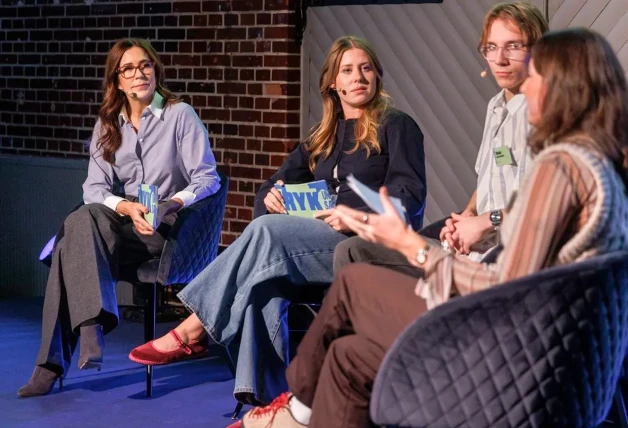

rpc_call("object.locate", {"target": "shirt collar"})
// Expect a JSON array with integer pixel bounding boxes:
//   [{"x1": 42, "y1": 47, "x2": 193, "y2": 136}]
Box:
[
  {"x1": 493, "y1": 90, "x2": 526, "y2": 116},
  {"x1": 118, "y1": 91, "x2": 165, "y2": 125}
]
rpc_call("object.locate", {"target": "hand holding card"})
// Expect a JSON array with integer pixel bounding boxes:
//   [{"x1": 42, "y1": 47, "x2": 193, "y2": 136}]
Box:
[
  {"x1": 345, "y1": 174, "x2": 407, "y2": 223},
  {"x1": 274, "y1": 180, "x2": 336, "y2": 218},
  {"x1": 138, "y1": 184, "x2": 159, "y2": 229}
]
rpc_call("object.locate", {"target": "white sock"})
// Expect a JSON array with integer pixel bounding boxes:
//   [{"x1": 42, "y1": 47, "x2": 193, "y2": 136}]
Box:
[{"x1": 289, "y1": 395, "x2": 312, "y2": 425}]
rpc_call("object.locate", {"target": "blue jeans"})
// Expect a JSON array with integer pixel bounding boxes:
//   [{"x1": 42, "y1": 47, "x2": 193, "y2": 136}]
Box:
[{"x1": 178, "y1": 214, "x2": 348, "y2": 404}]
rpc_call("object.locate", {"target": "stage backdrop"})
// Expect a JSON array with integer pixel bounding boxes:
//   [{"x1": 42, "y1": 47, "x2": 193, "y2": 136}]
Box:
[{"x1": 300, "y1": 0, "x2": 628, "y2": 225}]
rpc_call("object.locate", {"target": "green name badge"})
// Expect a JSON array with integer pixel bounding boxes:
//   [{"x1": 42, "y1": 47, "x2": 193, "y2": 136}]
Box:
[{"x1": 493, "y1": 146, "x2": 514, "y2": 167}]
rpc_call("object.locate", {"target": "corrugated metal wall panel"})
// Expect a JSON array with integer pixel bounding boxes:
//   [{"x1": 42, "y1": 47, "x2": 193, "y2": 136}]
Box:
[
  {"x1": 549, "y1": 0, "x2": 568, "y2": 18},
  {"x1": 569, "y1": 0, "x2": 610, "y2": 28},
  {"x1": 302, "y1": 0, "x2": 628, "y2": 225},
  {"x1": 551, "y1": 0, "x2": 588, "y2": 27},
  {"x1": 601, "y1": 5, "x2": 628, "y2": 48},
  {"x1": 591, "y1": 1, "x2": 628, "y2": 37},
  {"x1": 552, "y1": 0, "x2": 628, "y2": 79}
]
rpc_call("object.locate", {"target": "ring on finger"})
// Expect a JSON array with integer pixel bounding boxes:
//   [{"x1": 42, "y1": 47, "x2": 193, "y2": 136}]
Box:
[{"x1": 362, "y1": 214, "x2": 369, "y2": 224}]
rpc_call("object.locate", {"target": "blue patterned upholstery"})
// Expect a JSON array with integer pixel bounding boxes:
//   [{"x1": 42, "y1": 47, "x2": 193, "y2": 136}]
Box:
[
  {"x1": 137, "y1": 172, "x2": 229, "y2": 286},
  {"x1": 40, "y1": 174, "x2": 228, "y2": 281},
  {"x1": 371, "y1": 251, "x2": 628, "y2": 428}
]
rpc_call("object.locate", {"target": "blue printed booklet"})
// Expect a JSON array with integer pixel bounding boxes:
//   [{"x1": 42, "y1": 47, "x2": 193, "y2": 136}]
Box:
[
  {"x1": 346, "y1": 174, "x2": 407, "y2": 223},
  {"x1": 138, "y1": 183, "x2": 159, "y2": 228},
  {"x1": 274, "y1": 180, "x2": 336, "y2": 218}
]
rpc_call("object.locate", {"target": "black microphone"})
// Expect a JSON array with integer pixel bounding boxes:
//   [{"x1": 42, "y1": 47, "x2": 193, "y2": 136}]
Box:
[
  {"x1": 336, "y1": 87, "x2": 347, "y2": 95},
  {"x1": 127, "y1": 90, "x2": 138, "y2": 98}
]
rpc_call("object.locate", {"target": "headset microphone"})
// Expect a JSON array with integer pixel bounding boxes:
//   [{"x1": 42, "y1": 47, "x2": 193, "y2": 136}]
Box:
[{"x1": 480, "y1": 69, "x2": 488, "y2": 78}]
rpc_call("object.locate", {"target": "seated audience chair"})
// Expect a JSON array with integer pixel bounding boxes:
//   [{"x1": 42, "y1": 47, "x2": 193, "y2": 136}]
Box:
[
  {"x1": 371, "y1": 251, "x2": 628, "y2": 428},
  {"x1": 41, "y1": 172, "x2": 229, "y2": 397}
]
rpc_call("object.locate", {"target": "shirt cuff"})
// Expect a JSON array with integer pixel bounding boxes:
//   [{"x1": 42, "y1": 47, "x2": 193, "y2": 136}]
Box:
[
  {"x1": 414, "y1": 246, "x2": 454, "y2": 310},
  {"x1": 172, "y1": 191, "x2": 197, "y2": 207},
  {"x1": 103, "y1": 196, "x2": 127, "y2": 213},
  {"x1": 422, "y1": 246, "x2": 451, "y2": 276}
]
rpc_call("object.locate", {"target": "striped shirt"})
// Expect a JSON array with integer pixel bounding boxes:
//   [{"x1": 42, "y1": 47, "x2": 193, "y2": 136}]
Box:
[
  {"x1": 83, "y1": 91, "x2": 220, "y2": 211},
  {"x1": 417, "y1": 150, "x2": 598, "y2": 309},
  {"x1": 475, "y1": 91, "x2": 531, "y2": 215}
]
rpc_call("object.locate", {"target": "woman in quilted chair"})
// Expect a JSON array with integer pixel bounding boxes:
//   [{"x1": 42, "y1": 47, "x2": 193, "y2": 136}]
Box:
[
  {"x1": 17, "y1": 39, "x2": 221, "y2": 398},
  {"x1": 231, "y1": 27, "x2": 628, "y2": 428}
]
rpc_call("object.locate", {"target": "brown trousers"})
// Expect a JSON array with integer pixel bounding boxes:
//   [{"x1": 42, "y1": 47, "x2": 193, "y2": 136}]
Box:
[{"x1": 286, "y1": 263, "x2": 428, "y2": 428}]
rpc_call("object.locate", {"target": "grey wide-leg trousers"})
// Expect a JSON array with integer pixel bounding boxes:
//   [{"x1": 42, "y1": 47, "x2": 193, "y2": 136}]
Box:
[{"x1": 35, "y1": 203, "x2": 174, "y2": 375}]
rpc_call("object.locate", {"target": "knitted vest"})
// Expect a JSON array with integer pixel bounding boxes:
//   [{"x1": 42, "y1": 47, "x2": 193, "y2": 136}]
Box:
[{"x1": 503, "y1": 143, "x2": 628, "y2": 265}]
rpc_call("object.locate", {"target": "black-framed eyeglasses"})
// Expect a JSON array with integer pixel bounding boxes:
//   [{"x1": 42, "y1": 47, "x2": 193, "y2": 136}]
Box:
[
  {"x1": 117, "y1": 61, "x2": 155, "y2": 79},
  {"x1": 479, "y1": 43, "x2": 529, "y2": 61}
]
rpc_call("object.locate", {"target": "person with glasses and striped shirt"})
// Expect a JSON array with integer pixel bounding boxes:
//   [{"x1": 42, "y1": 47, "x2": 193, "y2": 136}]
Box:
[{"x1": 447, "y1": 1, "x2": 549, "y2": 261}]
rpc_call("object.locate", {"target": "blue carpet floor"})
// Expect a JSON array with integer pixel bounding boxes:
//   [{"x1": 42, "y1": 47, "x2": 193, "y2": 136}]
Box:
[
  {"x1": 0, "y1": 298, "x2": 250, "y2": 428},
  {"x1": 3, "y1": 298, "x2": 626, "y2": 428}
]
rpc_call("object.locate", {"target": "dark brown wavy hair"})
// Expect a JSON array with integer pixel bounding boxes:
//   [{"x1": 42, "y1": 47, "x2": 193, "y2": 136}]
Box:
[
  {"x1": 528, "y1": 27, "x2": 628, "y2": 187},
  {"x1": 305, "y1": 36, "x2": 393, "y2": 172},
  {"x1": 97, "y1": 39, "x2": 178, "y2": 164}
]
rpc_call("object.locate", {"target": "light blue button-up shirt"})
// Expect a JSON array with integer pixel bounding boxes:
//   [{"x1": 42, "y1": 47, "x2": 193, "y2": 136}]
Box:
[{"x1": 83, "y1": 92, "x2": 220, "y2": 210}]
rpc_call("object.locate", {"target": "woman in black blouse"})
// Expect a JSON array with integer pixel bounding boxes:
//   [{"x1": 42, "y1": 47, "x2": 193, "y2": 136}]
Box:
[{"x1": 129, "y1": 35, "x2": 426, "y2": 405}]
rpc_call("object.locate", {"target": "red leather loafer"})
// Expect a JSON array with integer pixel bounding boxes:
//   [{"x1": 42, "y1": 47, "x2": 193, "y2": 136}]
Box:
[{"x1": 129, "y1": 330, "x2": 209, "y2": 365}]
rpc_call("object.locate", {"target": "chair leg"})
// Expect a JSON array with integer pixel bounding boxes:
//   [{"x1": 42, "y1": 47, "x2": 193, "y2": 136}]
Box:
[
  {"x1": 231, "y1": 402, "x2": 244, "y2": 420},
  {"x1": 220, "y1": 346, "x2": 237, "y2": 377},
  {"x1": 144, "y1": 283, "x2": 157, "y2": 398},
  {"x1": 220, "y1": 346, "x2": 244, "y2": 419},
  {"x1": 614, "y1": 381, "x2": 628, "y2": 428}
]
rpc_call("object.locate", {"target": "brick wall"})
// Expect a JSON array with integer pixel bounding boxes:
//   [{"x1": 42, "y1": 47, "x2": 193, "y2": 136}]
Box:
[{"x1": 0, "y1": 0, "x2": 302, "y2": 247}]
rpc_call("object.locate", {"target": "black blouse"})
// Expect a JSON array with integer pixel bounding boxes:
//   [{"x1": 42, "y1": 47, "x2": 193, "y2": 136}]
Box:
[{"x1": 253, "y1": 108, "x2": 427, "y2": 230}]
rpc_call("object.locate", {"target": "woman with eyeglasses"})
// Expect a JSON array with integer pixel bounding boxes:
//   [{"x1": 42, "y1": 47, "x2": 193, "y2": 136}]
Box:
[{"x1": 18, "y1": 38, "x2": 220, "y2": 397}]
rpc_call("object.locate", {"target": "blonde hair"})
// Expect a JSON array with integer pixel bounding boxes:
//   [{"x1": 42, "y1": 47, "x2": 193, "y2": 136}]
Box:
[
  {"x1": 478, "y1": 2, "x2": 548, "y2": 51},
  {"x1": 306, "y1": 36, "x2": 393, "y2": 172}
]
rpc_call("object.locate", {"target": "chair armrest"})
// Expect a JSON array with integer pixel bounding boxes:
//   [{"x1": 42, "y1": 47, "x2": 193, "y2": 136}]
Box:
[
  {"x1": 39, "y1": 201, "x2": 85, "y2": 267},
  {"x1": 155, "y1": 173, "x2": 229, "y2": 286},
  {"x1": 371, "y1": 251, "x2": 628, "y2": 427}
]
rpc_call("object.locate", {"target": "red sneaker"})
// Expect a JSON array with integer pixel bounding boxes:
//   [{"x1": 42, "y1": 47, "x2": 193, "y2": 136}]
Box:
[
  {"x1": 129, "y1": 330, "x2": 209, "y2": 365},
  {"x1": 230, "y1": 392, "x2": 306, "y2": 428}
]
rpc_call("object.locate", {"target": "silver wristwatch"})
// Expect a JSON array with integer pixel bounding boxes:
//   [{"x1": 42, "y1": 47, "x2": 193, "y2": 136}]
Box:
[{"x1": 489, "y1": 210, "x2": 503, "y2": 229}]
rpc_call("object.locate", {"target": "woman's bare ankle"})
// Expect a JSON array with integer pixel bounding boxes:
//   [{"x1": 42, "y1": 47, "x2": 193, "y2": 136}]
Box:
[
  {"x1": 173, "y1": 327, "x2": 205, "y2": 344},
  {"x1": 174, "y1": 314, "x2": 207, "y2": 344}
]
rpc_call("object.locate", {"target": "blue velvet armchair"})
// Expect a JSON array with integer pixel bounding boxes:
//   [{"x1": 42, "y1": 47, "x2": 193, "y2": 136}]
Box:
[{"x1": 371, "y1": 251, "x2": 628, "y2": 428}]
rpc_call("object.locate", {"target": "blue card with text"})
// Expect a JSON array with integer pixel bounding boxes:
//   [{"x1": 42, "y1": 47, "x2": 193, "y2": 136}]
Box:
[
  {"x1": 274, "y1": 180, "x2": 336, "y2": 218},
  {"x1": 138, "y1": 183, "x2": 159, "y2": 228}
]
